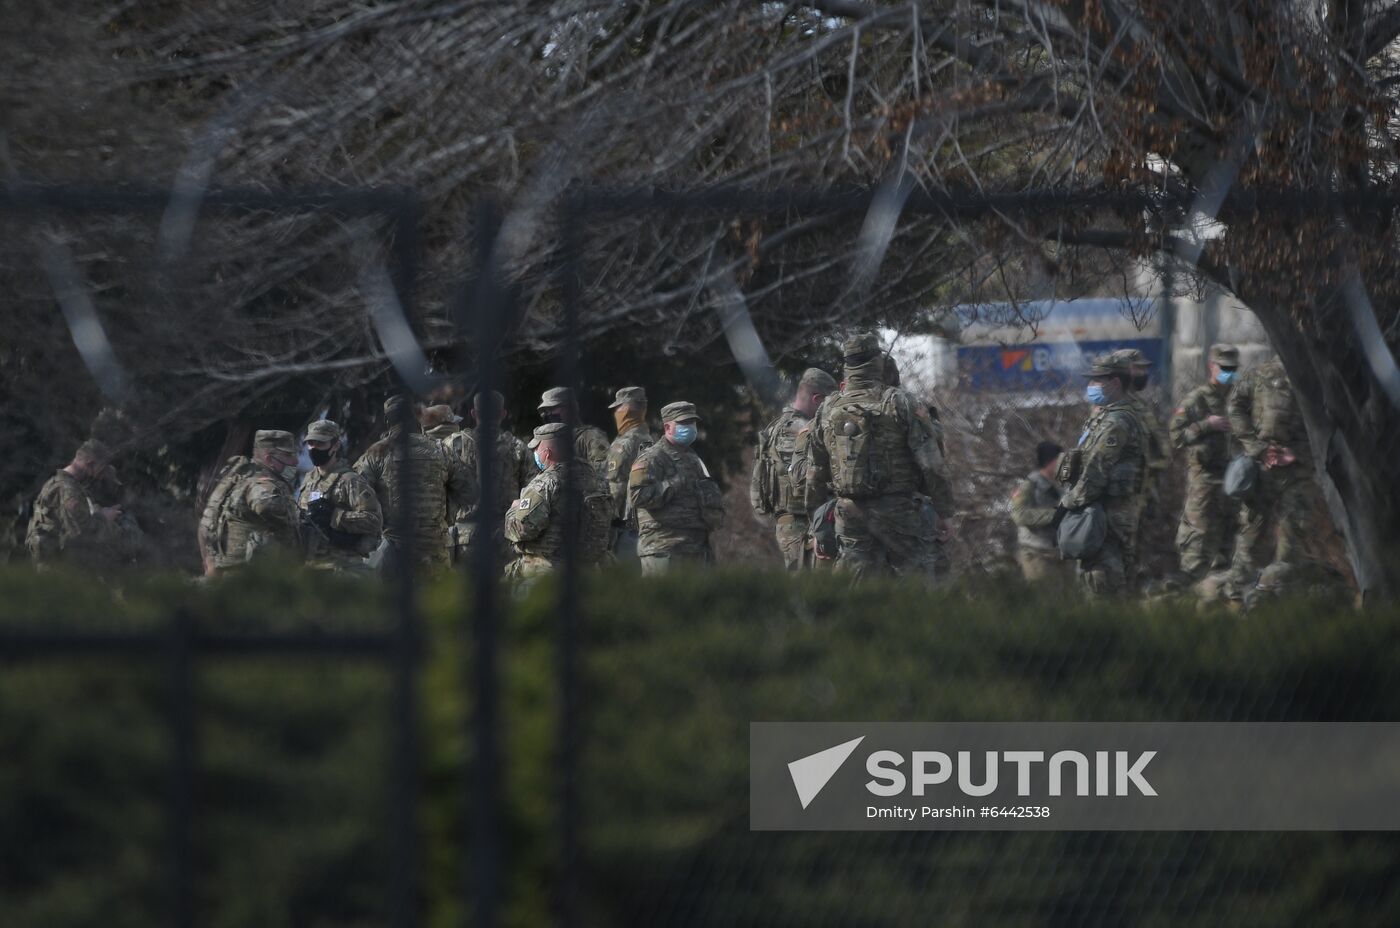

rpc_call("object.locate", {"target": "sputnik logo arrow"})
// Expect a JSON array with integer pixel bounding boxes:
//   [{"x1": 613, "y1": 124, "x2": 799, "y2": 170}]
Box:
[{"x1": 788, "y1": 736, "x2": 865, "y2": 809}]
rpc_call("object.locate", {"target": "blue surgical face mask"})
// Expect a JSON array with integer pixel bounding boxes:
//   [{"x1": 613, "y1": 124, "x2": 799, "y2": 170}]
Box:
[
  {"x1": 671, "y1": 423, "x2": 697, "y2": 445},
  {"x1": 1085, "y1": 384, "x2": 1107, "y2": 406},
  {"x1": 533, "y1": 450, "x2": 546, "y2": 471},
  {"x1": 1216, "y1": 369, "x2": 1236, "y2": 386}
]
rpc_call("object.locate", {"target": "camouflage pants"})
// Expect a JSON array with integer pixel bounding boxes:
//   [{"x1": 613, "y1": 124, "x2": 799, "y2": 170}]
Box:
[
  {"x1": 833, "y1": 495, "x2": 937, "y2": 583},
  {"x1": 1229, "y1": 463, "x2": 1313, "y2": 592},
  {"x1": 1077, "y1": 507, "x2": 1137, "y2": 598},
  {"x1": 639, "y1": 549, "x2": 711, "y2": 575},
  {"x1": 1017, "y1": 546, "x2": 1072, "y2": 584},
  {"x1": 775, "y1": 514, "x2": 806, "y2": 571},
  {"x1": 1175, "y1": 470, "x2": 1233, "y2": 580}
]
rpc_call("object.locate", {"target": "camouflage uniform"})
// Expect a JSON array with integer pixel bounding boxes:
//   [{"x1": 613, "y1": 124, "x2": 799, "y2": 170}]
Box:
[
  {"x1": 297, "y1": 420, "x2": 382, "y2": 572},
  {"x1": 628, "y1": 402, "x2": 725, "y2": 573},
  {"x1": 1226, "y1": 357, "x2": 1315, "y2": 597},
  {"x1": 444, "y1": 421, "x2": 533, "y2": 568},
  {"x1": 1169, "y1": 344, "x2": 1239, "y2": 580},
  {"x1": 354, "y1": 396, "x2": 475, "y2": 569},
  {"x1": 1061, "y1": 358, "x2": 1147, "y2": 597},
  {"x1": 198, "y1": 431, "x2": 303, "y2": 574},
  {"x1": 604, "y1": 386, "x2": 654, "y2": 559},
  {"x1": 1010, "y1": 470, "x2": 1070, "y2": 583},
  {"x1": 1109, "y1": 349, "x2": 1170, "y2": 587},
  {"x1": 804, "y1": 334, "x2": 954, "y2": 583},
  {"x1": 26, "y1": 444, "x2": 122, "y2": 569},
  {"x1": 750, "y1": 369, "x2": 838, "y2": 570},
  {"x1": 538, "y1": 386, "x2": 611, "y2": 491},
  {"x1": 503, "y1": 423, "x2": 613, "y2": 580}
]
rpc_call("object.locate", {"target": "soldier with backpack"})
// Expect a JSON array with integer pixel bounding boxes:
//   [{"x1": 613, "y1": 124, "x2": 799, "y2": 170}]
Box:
[
  {"x1": 197, "y1": 430, "x2": 303, "y2": 576},
  {"x1": 803, "y1": 332, "x2": 954, "y2": 583},
  {"x1": 750, "y1": 368, "x2": 838, "y2": 569},
  {"x1": 503, "y1": 421, "x2": 613, "y2": 581}
]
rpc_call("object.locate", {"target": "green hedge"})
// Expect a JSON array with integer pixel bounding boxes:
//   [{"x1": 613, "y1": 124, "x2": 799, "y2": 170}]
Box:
[{"x1": 1, "y1": 567, "x2": 1398, "y2": 926}]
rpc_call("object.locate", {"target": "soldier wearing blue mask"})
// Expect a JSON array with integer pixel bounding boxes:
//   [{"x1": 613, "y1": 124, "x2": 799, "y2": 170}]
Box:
[
  {"x1": 628, "y1": 401, "x2": 725, "y2": 573},
  {"x1": 1169, "y1": 343, "x2": 1240, "y2": 584},
  {"x1": 1059, "y1": 354, "x2": 1147, "y2": 597}
]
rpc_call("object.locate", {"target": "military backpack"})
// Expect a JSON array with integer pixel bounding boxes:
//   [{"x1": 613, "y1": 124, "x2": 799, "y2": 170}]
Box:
[{"x1": 824, "y1": 387, "x2": 897, "y2": 500}]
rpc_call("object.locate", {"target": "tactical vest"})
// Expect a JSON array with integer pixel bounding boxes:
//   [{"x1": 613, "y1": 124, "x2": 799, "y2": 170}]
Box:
[
  {"x1": 635, "y1": 442, "x2": 724, "y2": 539},
  {"x1": 821, "y1": 384, "x2": 918, "y2": 499},
  {"x1": 299, "y1": 467, "x2": 379, "y2": 556},
  {"x1": 757, "y1": 408, "x2": 806, "y2": 515},
  {"x1": 199, "y1": 456, "x2": 275, "y2": 567}
]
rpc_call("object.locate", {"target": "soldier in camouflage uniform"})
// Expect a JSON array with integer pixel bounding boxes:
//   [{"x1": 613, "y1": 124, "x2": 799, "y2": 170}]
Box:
[
  {"x1": 1226, "y1": 356, "x2": 1317, "y2": 600},
  {"x1": 354, "y1": 395, "x2": 475, "y2": 571},
  {"x1": 1011, "y1": 441, "x2": 1071, "y2": 583},
  {"x1": 1109, "y1": 348, "x2": 1170, "y2": 588},
  {"x1": 1169, "y1": 343, "x2": 1240, "y2": 582},
  {"x1": 420, "y1": 404, "x2": 463, "y2": 444},
  {"x1": 297, "y1": 419, "x2": 383, "y2": 573},
  {"x1": 1060, "y1": 355, "x2": 1148, "y2": 597},
  {"x1": 538, "y1": 386, "x2": 611, "y2": 491},
  {"x1": 628, "y1": 401, "x2": 726, "y2": 573},
  {"x1": 750, "y1": 368, "x2": 837, "y2": 569},
  {"x1": 604, "y1": 386, "x2": 654, "y2": 563},
  {"x1": 26, "y1": 440, "x2": 126, "y2": 569},
  {"x1": 503, "y1": 422, "x2": 612, "y2": 581},
  {"x1": 803, "y1": 333, "x2": 954, "y2": 583},
  {"x1": 198, "y1": 430, "x2": 303, "y2": 576},
  {"x1": 444, "y1": 391, "x2": 533, "y2": 569}
]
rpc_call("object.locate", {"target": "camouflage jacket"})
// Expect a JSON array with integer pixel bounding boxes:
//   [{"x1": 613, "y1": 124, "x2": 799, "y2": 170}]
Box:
[
  {"x1": 1169, "y1": 382, "x2": 1232, "y2": 474},
  {"x1": 354, "y1": 428, "x2": 475, "y2": 556},
  {"x1": 1010, "y1": 470, "x2": 1061, "y2": 552},
  {"x1": 444, "y1": 427, "x2": 533, "y2": 526},
  {"x1": 199, "y1": 457, "x2": 301, "y2": 570},
  {"x1": 297, "y1": 463, "x2": 383, "y2": 566},
  {"x1": 1062, "y1": 402, "x2": 1146, "y2": 521},
  {"x1": 1126, "y1": 391, "x2": 1170, "y2": 473},
  {"x1": 628, "y1": 438, "x2": 725, "y2": 557},
  {"x1": 750, "y1": 405, "x2": 809, "y2": 517},
  {"x1": 26, "y1": 470, "x2": 117, "y2": 567},
  {"x1": 606, "y1": 424, "x2": 654, "y2": 523},
  {"x1": 1228, "y1": 358, "x2": 1311, "y2": 465},
  {"x1": 574, "y1": 424, "x2": 612, "y2": 489},
  {"x1": 503, "y1": 461, "x2": 612, "y2": 573}
]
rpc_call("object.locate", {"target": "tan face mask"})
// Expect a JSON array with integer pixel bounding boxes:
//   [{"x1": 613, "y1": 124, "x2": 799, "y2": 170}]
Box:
[{"x1": 614, "y1": 406, "x2": 646, "y2": 434}]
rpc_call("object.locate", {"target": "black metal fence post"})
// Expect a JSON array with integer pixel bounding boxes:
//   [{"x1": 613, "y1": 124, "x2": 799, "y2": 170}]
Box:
[{"x1": 167, "y1": 607, "x2": 196, "y2": 928}]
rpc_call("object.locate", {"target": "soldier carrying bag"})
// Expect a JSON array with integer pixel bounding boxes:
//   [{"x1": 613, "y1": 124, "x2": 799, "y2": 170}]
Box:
[{"x1": 826, "y1": 389, "x2": 892, "y2": 499}]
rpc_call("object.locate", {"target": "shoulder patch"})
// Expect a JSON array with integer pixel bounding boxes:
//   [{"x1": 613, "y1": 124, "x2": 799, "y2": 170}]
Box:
[
  {"x1": 518, "y1": 497, "x2": 530, "y2": 510},
  {"x1": 631, "y1": 460, "x2": 647, "y2": 471}
]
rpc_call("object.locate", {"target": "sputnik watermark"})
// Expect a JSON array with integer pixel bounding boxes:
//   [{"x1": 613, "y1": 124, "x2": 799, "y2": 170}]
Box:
[{"x1": 751, "y1": 722, "x2": 1400, "y2": 830}]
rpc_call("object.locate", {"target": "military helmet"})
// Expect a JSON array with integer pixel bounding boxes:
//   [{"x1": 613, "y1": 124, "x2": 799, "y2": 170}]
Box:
[{"x1": 842, "y1": 331, "x2": 882, "y2": 361}]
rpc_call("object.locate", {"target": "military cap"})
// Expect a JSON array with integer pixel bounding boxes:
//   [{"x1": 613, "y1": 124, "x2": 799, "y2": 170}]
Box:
[
  {"x1": 76, "y1": 438, "x2": 113, "y2": 462},
  {"x1": 538, "y1": 386, "x2": 576, "y2": 410},
  {"x1": 608, "y1": 386, "x2": 648, "y2": 409},
  {"x1": 420, "y1": 404, "x2": 461, "y2": 429},
  {"x1": 254, "y1": 429, "x2": 298, "y2": 455},
  {"x1": 1209, "y1": 343, "x2": 1240, "y2": 367},
  {"x1": 384, "y1": 395, "x2": 412, "y2": 418},
  {"x1": 527, "y1": 421, "x2": 569, "y2": 449},
  {"x1": 797, "y1": 368, "x2": 838, "y2": 394},
  {"x1": 305, "y1": 419, "x2": 342, "y2": 443},
  {"x1": 660, "y1": 401, "x2": 701, "y2": 423},
  {"x1": 473, "y1": 390, "x2": 505, "y2": 412},
  {"x1": 842, "y1": 331, "x2": 882, "y2": 360},
  {"x1": 1082, "y1": 354, "x2": 1131, "y2": 378},
  {"x1": 1110, "y1": 347, "x2": 1152, "y2": 367}
]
